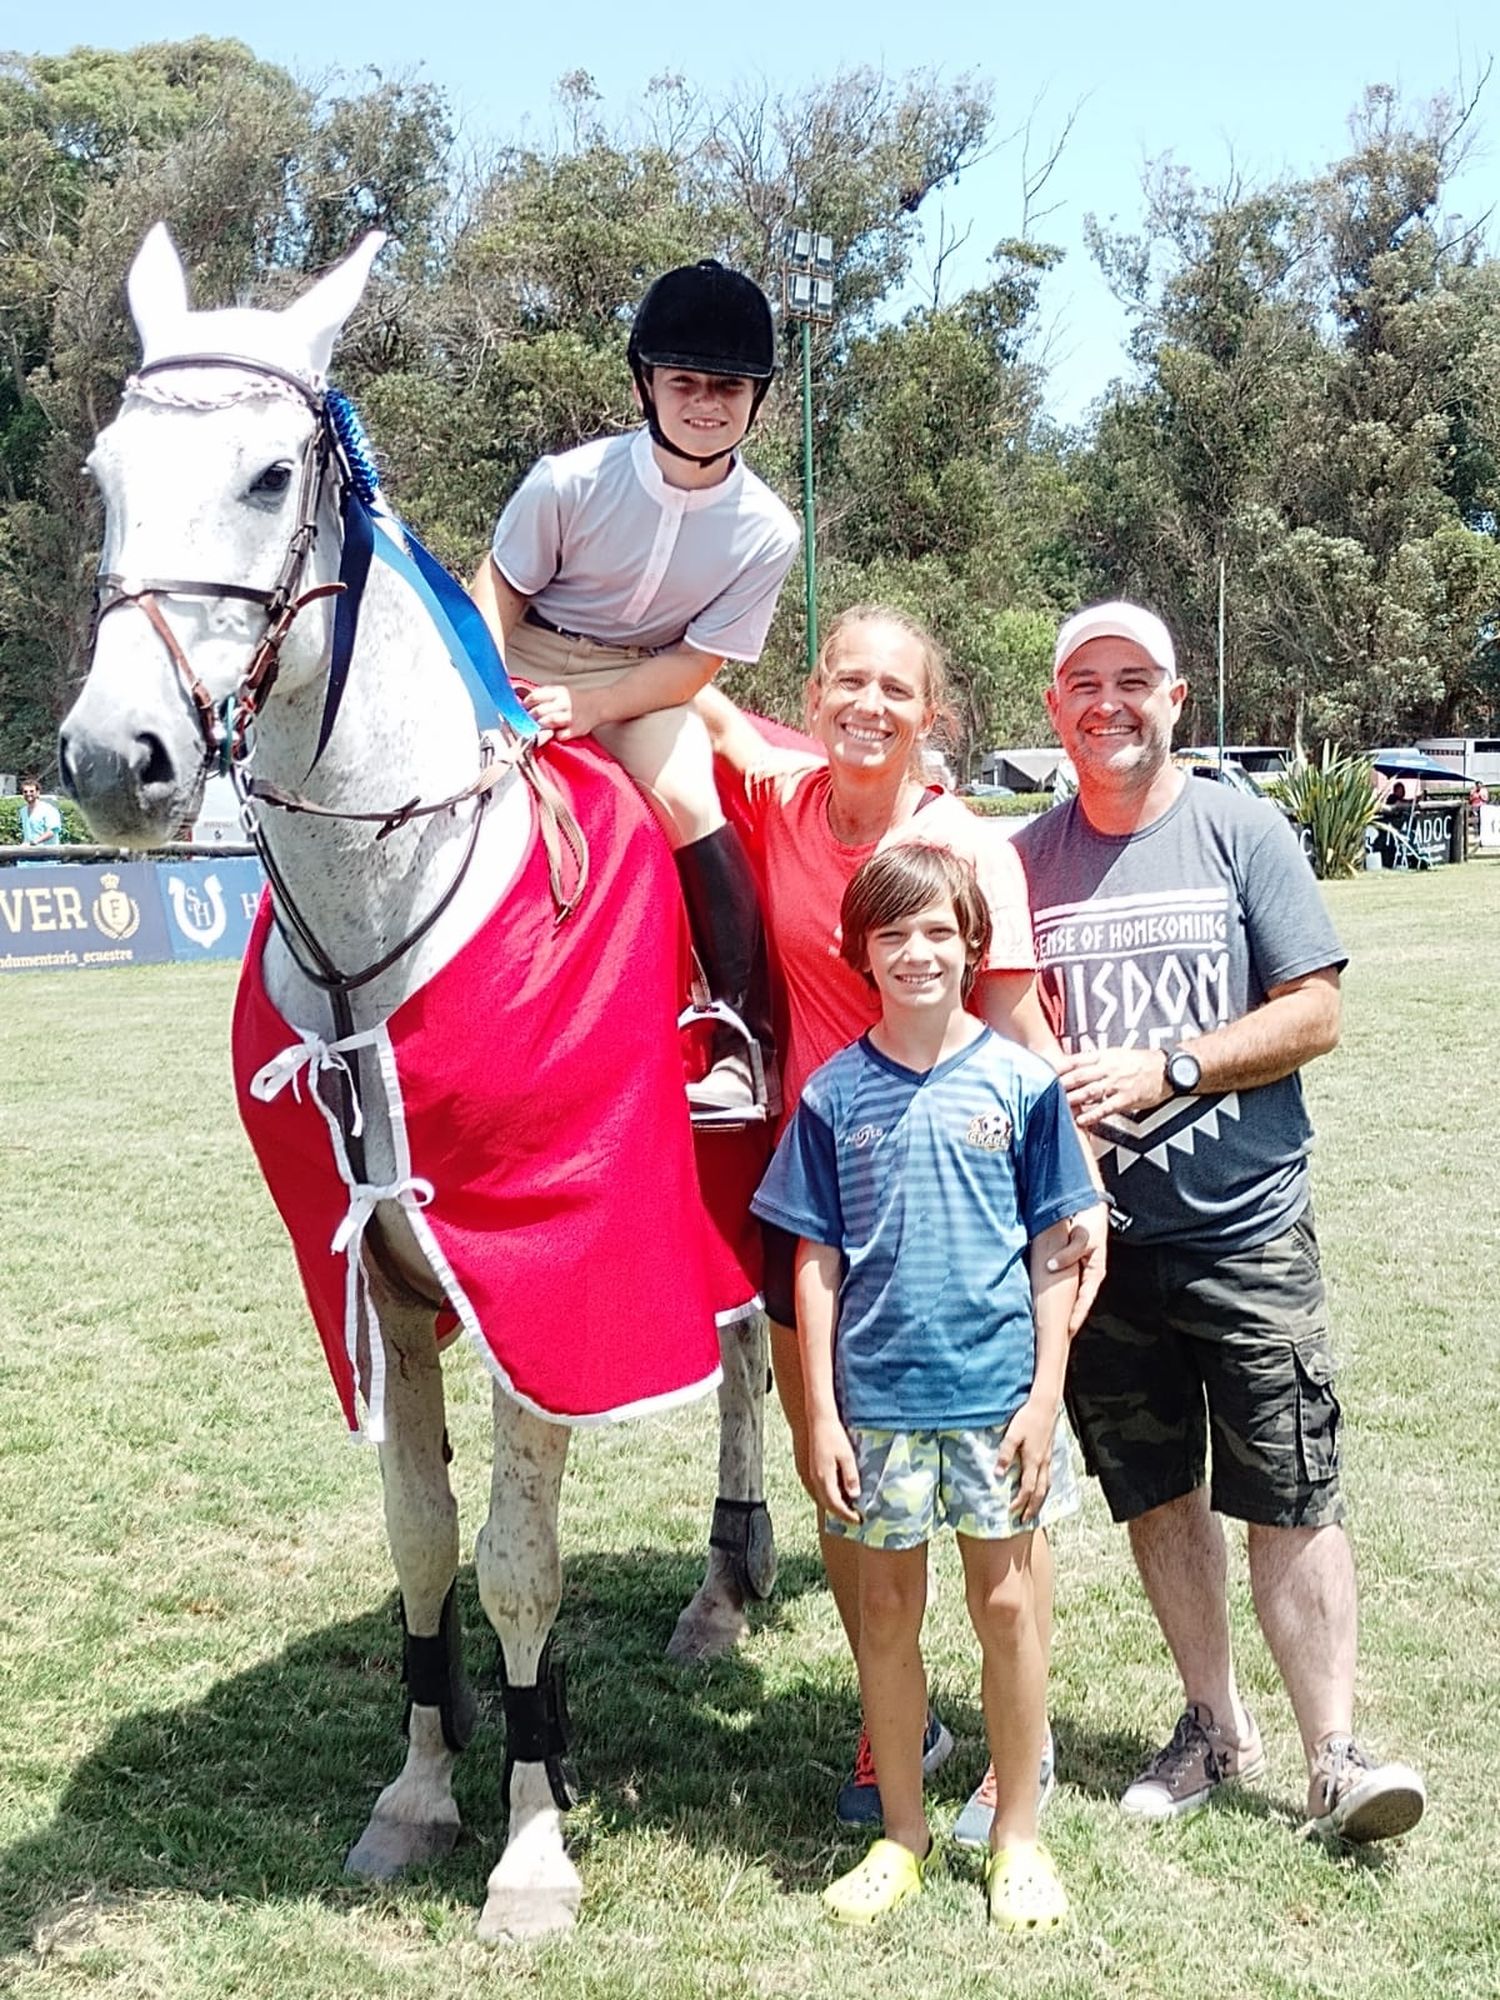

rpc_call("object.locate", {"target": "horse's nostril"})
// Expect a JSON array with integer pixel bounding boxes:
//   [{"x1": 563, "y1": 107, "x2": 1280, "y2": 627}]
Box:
[
  {"x1": 57, "y1": 736, "x2": 78, "y2": 797},
  {"x1": 137, "y1": 733, "x2": 175, "y2": 788}
]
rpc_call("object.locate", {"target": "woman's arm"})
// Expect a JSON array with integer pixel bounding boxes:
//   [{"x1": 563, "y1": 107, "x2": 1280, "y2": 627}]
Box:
[
  {"x1": 975, "y1": 969, "x2": 1058, "y2": 1060},
  {"x1": 695, "y1": 683, "x2": 807, "y2": 780}
]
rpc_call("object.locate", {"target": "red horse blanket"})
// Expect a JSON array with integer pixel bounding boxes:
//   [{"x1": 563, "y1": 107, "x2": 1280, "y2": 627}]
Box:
[{"x1": 232, "y1": 738, "x2": 753, "y2": 1438}]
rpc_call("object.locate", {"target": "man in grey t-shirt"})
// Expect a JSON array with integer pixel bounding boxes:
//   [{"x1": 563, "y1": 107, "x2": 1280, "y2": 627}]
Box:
[{"x1": 1013, "y1": 600, "x2": 1424, "y2": 1846}]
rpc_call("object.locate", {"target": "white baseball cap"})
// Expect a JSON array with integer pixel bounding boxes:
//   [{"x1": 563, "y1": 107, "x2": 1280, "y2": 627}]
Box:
[{"x1": 1053, "y1": 601, "x2": 1178, "y2": 680}]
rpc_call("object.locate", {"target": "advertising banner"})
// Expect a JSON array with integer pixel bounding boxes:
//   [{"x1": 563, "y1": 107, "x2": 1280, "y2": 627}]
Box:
[
  {"x1": 1371, "y1": 799, "x2": 1463, "y2": 869},
  {"x1": 0, "y1": 857, "x2": 264, "y2": 974},
  {"x1": 157, "y1": 858, "x2": 264, "y2": 962}
]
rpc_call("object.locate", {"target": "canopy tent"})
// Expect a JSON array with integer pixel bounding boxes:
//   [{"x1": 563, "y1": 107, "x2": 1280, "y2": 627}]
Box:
[
  {"x1": 982, "y1": 747, "x2": 1066, "y2": 791},
  {"x1": 1368, "y1": 748, "x2": 1468, "y2": 781}
]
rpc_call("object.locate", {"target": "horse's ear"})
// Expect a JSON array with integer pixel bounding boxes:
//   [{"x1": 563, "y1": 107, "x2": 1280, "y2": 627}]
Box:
[
  {"x1": 127, "y1": 223, "x2": 190, "y2": 352},
  {"x1": 282, "y1": 232, "x2": 387, "y2": 383}
]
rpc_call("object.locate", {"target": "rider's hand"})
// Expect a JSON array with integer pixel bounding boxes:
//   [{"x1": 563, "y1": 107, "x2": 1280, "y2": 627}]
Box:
[{"x1": 522, "y1": 683, "x2": 607, "y2": 742}]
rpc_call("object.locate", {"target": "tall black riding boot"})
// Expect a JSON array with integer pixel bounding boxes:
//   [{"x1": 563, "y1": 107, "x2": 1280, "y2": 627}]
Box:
[{"x1": 675, "y1": 825, "x2": 780, "y2": 1125}]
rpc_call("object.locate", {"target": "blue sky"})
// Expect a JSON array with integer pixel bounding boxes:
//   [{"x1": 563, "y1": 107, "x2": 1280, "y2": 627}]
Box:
[{"x1": 22, "y1": 2, "x2": 1494, "y2": 421}]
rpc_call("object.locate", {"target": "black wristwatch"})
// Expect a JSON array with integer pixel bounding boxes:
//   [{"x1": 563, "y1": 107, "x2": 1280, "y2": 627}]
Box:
[{"x1": 1165, "y1": 1047, "x2": 1202, "y2": 1096}]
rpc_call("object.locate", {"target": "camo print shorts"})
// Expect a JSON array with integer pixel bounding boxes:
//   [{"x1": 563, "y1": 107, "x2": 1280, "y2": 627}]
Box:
[
  {"x1": 824, "y1": 1419, "x2": 1082, "y2": 1550},
  {"x1": 1065, "y1": 1207, "x2": 1345, "y2": 1529}
]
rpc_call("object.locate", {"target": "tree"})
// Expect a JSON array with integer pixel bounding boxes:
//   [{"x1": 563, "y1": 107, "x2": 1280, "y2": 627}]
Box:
[
  {"x1": 0, "y1": 41, "x2": 454, "y2": 773},
  {"x1": 1075, "y1": 82, "x2": 1500, "y2": 746}
]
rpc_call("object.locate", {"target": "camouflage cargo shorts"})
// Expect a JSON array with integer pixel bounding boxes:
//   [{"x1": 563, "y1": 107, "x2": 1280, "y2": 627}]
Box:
[
  {"x1": 824, "y1": 1418, "x2": 1082, "y2": 1550},
  {"x1": 1064, "y1": 1208, "x2": 1345, "y2": 1529}
]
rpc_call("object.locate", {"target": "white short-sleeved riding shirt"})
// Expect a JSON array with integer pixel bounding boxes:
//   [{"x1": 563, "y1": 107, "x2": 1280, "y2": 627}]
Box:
[{"x1": 491, "y1": 427, "x2": 799, "y2": 662}]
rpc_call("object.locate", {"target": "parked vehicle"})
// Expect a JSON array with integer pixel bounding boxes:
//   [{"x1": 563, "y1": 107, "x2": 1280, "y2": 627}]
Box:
[
  {"x1": 1182, "y1": 744, "x2": 1292, "y2": 788},
  {"x1": 1172, "y1": 749, "x2": 1264, "y2": 798}
]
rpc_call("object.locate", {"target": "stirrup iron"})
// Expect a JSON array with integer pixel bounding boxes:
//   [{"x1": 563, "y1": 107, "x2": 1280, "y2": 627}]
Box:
[{"x1": 678, "y1": 998, "x2": 771, "y2": 1131}]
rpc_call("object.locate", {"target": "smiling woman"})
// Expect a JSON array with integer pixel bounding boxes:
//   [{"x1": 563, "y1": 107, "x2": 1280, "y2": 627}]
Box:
[{"x1": 697, "y1": 600, "x2": 1106, "y2": 1829}]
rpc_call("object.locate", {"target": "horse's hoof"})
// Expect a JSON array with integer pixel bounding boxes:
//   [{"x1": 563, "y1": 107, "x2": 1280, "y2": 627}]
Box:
[
  {"x1": 344, "y1": 1815, "x2": 459, "y2": 1881},
  {"x1": 476, "y1": 1878, "x2": 581, "y2": 1944},
  {"x1": 665, "y1": 1588, "x2": 749, "y2": 1665}
]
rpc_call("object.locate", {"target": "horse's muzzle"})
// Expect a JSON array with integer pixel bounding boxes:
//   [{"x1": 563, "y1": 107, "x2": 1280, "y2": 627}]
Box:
[{"x1": 58, "y1": 703, "x2": 193, "y2": 844}]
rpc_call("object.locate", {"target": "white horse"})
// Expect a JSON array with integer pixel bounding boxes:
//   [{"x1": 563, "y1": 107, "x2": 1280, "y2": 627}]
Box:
[{"x1": 59, "y1": 225, "x2": 775, "y2": 1942}]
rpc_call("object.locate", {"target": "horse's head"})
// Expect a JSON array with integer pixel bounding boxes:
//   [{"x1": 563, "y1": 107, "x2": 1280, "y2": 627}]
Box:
[{"x1": 60, "y1": 223, "x2": 384, "y2": 842}]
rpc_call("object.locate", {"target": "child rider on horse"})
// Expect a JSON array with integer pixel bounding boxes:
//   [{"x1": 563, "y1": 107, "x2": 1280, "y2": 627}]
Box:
[{"x1": 470, "y1": 260, "x2": 799, "y2": 1123}]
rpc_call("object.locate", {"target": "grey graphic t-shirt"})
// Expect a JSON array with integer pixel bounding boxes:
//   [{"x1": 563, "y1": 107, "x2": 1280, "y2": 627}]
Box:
[{"x1": 1013, "y1": 782, "x2": 1346, "y2": 1250}]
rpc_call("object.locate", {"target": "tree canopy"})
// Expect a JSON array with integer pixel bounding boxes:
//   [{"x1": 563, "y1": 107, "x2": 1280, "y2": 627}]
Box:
[{"x1": 1, "y1": 43, "x2": 1496, "y2": 777}]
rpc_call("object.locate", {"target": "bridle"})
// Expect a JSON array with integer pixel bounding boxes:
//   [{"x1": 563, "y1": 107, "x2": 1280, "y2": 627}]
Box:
[
  {"x1": 92, "y1": 355, "x2": 343, "y2": 774},
  {"x1": 89, "y1": 353, "x2": 585, "y2": 1007}
]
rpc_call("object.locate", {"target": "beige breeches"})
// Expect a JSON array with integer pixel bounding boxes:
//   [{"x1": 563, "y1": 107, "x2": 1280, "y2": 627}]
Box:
[{"x1": 506, "y1": 622, "x2": 723, "y2": 848}]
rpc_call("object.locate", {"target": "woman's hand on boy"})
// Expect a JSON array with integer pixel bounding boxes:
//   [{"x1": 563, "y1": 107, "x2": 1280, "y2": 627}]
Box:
[
  {"x1": 998, "y1": 1396, "x2": 1058, "y2": 1525},
  {"x1": 807, "y1": 1414, "x2": 862, "y2": 1524}
]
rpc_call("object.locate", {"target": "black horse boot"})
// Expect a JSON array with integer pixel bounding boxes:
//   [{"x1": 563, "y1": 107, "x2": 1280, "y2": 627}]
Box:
[{"x1": 675, "y1": 824, "x2": 779, "y2": 1127}]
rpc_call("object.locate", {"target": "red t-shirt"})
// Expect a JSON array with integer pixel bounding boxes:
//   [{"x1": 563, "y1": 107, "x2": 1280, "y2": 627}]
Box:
[{"x1": 740, "y1": 756, "x2": 1036, "y2": 1115}]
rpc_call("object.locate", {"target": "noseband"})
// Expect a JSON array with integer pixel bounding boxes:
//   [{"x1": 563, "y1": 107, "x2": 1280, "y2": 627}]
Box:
[{"x1": 91, "y1": 355, "x2": 344, "y2": 774}]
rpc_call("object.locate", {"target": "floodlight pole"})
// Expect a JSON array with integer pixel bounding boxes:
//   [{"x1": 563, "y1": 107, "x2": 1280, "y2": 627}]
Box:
[
  {"x1": 779, "y1": 227, "x2": 836, "y2": 680},
  {"x1": 800, "y1": 319, "x2": 817, "y2": 674},
  {"x1": 1216, "y1": 553, "x2": 1227, "y2": 763}
]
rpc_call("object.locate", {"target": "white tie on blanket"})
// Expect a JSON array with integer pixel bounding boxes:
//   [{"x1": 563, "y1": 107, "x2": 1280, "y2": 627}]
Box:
[
  {"x1": 330, "y1": 1174, "x2": 435, "y2": 1442},
  {"x1": 250, "y1": 1026, "x2": 432, "y2": 1441}
]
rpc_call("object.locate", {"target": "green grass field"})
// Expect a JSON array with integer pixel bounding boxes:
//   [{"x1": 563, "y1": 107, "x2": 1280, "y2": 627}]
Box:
[{"x1": 2, "y1": 862, "x2": 1497, "y2": 1998}]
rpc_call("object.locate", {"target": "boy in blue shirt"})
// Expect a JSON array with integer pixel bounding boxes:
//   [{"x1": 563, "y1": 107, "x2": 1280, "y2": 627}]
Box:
[{"x1": 753, "y1": 843, "x2": 1099, "y2": 1929}]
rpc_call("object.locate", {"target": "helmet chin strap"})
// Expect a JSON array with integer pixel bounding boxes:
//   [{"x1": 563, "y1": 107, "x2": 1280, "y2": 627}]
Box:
[{"x1": 634, "y1": 368, "x2": 771, "y2": 468}]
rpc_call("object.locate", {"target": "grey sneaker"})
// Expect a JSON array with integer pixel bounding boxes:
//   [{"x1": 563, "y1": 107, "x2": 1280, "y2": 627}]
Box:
[
  {"x1": 1306, "y1": 1736, "x2": 1425, "y2": 1843},
  {"x1": 1120, "y1": 1702, "x2": 1265, "y2": 1820},
  {"x1": 951, "y1": 1724, "x2": 1056, "y2": 1850}
]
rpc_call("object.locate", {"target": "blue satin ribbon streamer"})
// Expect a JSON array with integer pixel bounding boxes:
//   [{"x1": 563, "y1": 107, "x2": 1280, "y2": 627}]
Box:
[{"x1": 313, "y1": 482, "x2": 537, "y2": 769}]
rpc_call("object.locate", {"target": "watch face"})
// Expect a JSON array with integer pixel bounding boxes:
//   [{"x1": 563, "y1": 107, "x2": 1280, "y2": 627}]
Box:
[{"x1": 1168, "y1": 1050, "x2": 1202, "y2": 1093}]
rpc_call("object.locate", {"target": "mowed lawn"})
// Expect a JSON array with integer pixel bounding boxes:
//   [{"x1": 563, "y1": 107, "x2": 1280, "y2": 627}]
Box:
[{"x1": 1, "y1": 861, "x2": 1496, "y2": 2000}]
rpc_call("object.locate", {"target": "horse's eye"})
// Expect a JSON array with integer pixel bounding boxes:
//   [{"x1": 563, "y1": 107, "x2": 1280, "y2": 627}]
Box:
[{"x1": 249, "y1": 462, "x2": 294, "y2": 498}]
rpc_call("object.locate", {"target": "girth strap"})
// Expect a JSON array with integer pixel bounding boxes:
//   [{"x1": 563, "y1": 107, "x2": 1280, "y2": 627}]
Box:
[{"x1": 522, "y1": 755, "x2": 591, "y2": 924}]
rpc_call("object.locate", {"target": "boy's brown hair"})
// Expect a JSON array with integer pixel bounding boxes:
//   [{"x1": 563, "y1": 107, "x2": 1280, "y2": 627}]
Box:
[{"x1": 839, "y1": 843, "x2": 992, "y2": 1001}]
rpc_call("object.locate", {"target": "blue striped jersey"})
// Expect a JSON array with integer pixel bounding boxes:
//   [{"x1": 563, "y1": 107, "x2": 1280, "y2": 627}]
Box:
[{"x1": 752, "y1": 1027, "x2": 1096, "y2": 1429}]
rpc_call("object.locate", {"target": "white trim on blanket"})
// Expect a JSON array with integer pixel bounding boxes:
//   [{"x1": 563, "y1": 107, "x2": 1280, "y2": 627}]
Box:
[{"x1": 371, "y1": 1027, "x2": 724, "y2": 1428}]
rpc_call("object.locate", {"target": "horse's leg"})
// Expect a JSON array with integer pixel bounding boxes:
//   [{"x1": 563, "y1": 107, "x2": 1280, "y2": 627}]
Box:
[
  {"x1": 345, "y1": 1300, "x2": 475, "y2": 1881},
  {"x1": 474, "y1": 1388, "x2": 581, "y2": 1943},
  {"x1": 666, "y1": 1310, "x2": 776, "y2": 1663}
]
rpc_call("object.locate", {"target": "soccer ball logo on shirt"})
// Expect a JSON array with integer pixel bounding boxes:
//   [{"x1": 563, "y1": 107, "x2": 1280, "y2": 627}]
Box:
[{"x1": 963, "y1": 1111, "x2": 1013, "y2": 1152}]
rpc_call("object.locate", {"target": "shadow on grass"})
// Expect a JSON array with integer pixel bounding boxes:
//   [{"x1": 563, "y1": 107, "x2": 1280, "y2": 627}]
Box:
[{"x1": 0, "y1": 1543, "x2": 850, "y2": 1956}]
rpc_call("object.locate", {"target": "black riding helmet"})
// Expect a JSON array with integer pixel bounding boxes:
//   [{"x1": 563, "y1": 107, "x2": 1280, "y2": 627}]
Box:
[{"x1": 628, "y1": 260, "x2": 777, "y2": 466}]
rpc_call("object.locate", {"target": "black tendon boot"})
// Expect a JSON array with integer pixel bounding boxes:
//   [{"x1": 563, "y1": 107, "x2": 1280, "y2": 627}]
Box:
[{"x1": 675, "y1": 825, "x2": 780, "y2": 1126}]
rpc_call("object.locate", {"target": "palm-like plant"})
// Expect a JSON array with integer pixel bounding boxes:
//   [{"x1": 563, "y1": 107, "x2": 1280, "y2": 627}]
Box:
[{"x1": 1267, "y1": 743, "x2": 1379, "y2": 880}]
